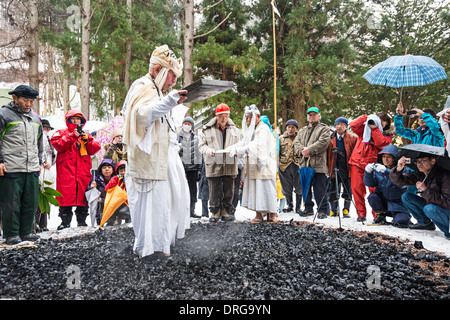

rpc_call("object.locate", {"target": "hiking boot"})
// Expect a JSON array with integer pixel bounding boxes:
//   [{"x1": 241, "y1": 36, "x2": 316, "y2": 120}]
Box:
[
  {"x1": 21, "y1": 234, "x2": 40, "y2": 242},
  {"x1": 329, "y1": 210, "x2": 338, "y2": 217},
  {"x1": 343, "y1": 208, "x2": 350, "y2": 218},
  {"x1": 57, "y1": 223, "x2": 70, "y2": 230},
  {"x1": 221, "y1": 209, "x2": 235, "y2": 222},
  {"x1": 409, "y1": 221, "x2": 436, "y2": 231},
  {"x1": 357, "y1": 216, "x2": 366, "y2": 222},
  {"x1": 6, "y1": 236, "x2": 21, "y2": 245},
  {"x1": 317, "y1": 212, "x2": 328, "y2": 219},
  {"x1": 298, "y1": 210, "x2": 314, "y2": 217},
  {"x1": 209, "y1": 210, "x2": 221, "y2": 223}
]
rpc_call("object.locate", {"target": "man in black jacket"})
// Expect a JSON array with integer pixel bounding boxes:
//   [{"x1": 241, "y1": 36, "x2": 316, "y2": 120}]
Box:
[{"x1": 390, "y1": 154, "x2": 450, "y2": 239}]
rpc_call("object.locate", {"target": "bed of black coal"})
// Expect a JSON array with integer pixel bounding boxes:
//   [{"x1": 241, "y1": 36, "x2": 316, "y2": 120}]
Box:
[{"x1": 0, "y1": 221, "x2": 449, "y2": 300}]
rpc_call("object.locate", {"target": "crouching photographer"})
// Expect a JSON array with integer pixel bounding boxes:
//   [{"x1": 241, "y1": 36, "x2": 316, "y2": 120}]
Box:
[{"x1": 389, "y1": 154, "x2": 450, "y2": 239}]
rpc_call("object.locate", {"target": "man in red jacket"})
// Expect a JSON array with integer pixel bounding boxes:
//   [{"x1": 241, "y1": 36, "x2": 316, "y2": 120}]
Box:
[
  {"x1": 348, "y1": 113, "x2": 394, "y2": 222},
  {"x1": 51, "y1": 110, "x2": 101, "y2": 229}
]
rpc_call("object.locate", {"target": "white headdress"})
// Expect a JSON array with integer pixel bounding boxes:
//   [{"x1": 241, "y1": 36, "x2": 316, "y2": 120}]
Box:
[
  {"x1": 149, "y1": 44, "x2": 183, "y2": 92},
  {"x1": 242, "y1": 104, "x2": 260, "y2": 145}
]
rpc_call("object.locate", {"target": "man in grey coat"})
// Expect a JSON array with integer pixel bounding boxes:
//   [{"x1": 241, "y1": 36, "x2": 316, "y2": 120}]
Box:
[
  {"x1": 178, "y1": 116, "x2": 202, "y2": 218},
  {"x1": 0, "y1": 85, "x2": 43, "y2": 245},
  {"x1": 294, "y1": 107, "x2": 331, "y2": 219},
  {"x1": 198, "y1": 103, "x2": 240, "y2": 222}
]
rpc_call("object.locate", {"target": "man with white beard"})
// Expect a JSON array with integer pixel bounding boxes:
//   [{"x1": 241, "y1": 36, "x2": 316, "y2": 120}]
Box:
[{"x1": 122, "y1": 44, "x2": 190, "y2": 260}]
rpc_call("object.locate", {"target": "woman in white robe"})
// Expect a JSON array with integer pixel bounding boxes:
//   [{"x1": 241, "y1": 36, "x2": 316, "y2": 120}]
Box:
[{"x1": 227, "y1": 105, "x2": 278, "y2": 222}]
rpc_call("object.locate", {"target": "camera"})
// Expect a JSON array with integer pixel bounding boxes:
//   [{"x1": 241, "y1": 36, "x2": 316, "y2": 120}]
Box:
[
  {"x1": 368, "y1": 119, "x2": 375, "y2": 125},
  {"x1": 77, "y1": 124, "x2": 84, "y2": 135},
  {"x1": 405, "y1": 158, "x2": 411, "y2": 164}
]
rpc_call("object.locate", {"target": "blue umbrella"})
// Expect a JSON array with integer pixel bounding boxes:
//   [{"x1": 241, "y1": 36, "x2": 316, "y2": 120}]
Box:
[
  {"x1": 363, "y1": 53, "x2": 447, "y2": 103},
  {"x1": 299, "y1": 158, "x2": 315, "y2": 203}
]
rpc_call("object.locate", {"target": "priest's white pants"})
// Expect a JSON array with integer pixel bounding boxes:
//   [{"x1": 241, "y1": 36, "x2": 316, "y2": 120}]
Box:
[{"x1": 125, "y1": 145, "x2": 190, "y2": 258}]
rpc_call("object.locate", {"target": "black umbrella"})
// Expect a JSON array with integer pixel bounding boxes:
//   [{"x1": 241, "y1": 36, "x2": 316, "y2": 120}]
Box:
[{"x1": 397, "y1": 144, "x2": 450, "y2": 171}]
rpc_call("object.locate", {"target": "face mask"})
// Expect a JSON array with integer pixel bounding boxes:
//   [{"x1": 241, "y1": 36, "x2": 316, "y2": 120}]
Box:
[{"x1": 182, "y1": 124, "x2": 191, "y2": 133}]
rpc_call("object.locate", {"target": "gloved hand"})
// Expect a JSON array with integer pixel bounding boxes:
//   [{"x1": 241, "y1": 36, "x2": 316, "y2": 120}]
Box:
[
  {"x1": 226, "y1": 146, "x2": 237, "y2": 157},
  {"x1": 235, "y1": 146, "x2": 247, "y2": 156},
  {"x1": 365, "y1": 163, "x2": 375, "y2": 173},
  {"x1": 373, "y1": 164, "x2": 386, "y2": 173}
]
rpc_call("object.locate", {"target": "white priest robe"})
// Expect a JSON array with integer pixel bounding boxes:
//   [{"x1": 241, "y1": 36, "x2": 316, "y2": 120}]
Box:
[
  {"x1": 123, "y1": 75, "x2": 190, "y2": 258},
  {"x1": 233, "y1": 121, "x2": 278, "y2": 213}
]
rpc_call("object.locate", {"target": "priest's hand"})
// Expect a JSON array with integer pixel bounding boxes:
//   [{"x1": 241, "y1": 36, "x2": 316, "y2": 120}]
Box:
[{"x1": 177, "y1": 90, "x2": 188, "y2": 104}]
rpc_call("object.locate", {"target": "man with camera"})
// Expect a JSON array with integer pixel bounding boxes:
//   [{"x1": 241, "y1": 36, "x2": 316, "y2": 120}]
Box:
[
  {"x1": 326, "y1": 117, "x2": 357, "y2": 218},
  {"x1": 390, "y1": 154, "x2": 450, "y2": 239},
  {"x1": 51, "y1": 110, "x2": 101, "y2": 230},
  {"x1": 394, "y1": 103, "x2": 444, "y2": 147}
]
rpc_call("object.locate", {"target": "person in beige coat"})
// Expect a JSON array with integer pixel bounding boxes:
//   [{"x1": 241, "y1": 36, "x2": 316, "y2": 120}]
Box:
[
  {"x1": 226, "y1": 105, "x2": 278, "y2": 223},
  {"x1": 294, "y1": 106, "x2": 331, "y2": 219},
  {"x1": 198, "y1": 103, "x2": 240, "y2": 222}
]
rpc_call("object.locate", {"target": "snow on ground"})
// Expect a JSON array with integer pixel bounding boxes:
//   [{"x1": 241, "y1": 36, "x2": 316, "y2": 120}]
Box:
[{"x1": 34, "y1": 197, "x2": 450, "y2": 258}]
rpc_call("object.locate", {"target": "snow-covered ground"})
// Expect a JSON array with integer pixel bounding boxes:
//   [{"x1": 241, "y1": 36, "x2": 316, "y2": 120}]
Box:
[{"x1": 41, "y1": 197, "x2": 450, "y2": 258}]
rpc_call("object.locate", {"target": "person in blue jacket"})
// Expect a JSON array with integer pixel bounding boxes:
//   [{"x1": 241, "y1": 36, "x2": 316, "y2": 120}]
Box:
[
  {"x1": 363, "y1": 144, "x2": 411, "y2": 227},
  {"x1": 394, "y1": 103, "x2": 444, "y2": 147}
]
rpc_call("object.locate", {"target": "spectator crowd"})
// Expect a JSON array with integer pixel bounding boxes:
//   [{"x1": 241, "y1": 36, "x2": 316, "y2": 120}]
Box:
[{"x1": 1, "y1": 83, "x2": 449, "y2": 255}]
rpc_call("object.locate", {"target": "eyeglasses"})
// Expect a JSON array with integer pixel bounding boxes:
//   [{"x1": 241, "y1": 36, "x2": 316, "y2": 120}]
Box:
[{"x1": 415, "y1": 158, "x2": 430, "y2": 165}]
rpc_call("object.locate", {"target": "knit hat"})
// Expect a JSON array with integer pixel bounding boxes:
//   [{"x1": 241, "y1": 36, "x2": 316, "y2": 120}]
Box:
[
  {"x1": 215, "y1": 103, "x2": 230, "y2": 115},
  {"x1": 334, "y1": 117, "x2": 348, "y2": 127},
  {"x1": 285, "y1": 119, "x2": 299, "y2": 128},
  {"x1": 182, "y1": 116, "x2": 194, "y2": 127},
  {"x1": 111, "y1": 127, "x2": 123, "y2": 140}
]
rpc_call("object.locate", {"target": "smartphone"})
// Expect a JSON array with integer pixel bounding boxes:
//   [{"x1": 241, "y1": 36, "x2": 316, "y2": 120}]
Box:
[
  {"x1": 405, "y1": 158, "x2": 411, "y2": 164},
  {"x1": 407, "y1": 110, "x2": 417, "y2": 115}
]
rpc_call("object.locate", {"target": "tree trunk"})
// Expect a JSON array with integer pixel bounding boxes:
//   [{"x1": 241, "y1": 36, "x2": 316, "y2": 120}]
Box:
[
  {"x1": 183, "y1": 0, "x2": 194, "y2": 88},
  {"x1": 81, "y1": 0, "x2": 91, "y2": 118},
  {"x1": 124, "y1": 0, "x2": 132, "y2": 91},
  {"x1": 27, "y1": 0, "x2": 40, "y2": 113}
]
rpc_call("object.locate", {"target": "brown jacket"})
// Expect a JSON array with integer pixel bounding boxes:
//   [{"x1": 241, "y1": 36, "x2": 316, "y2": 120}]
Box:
[
  {"x1": 326, "y1": 130, "x2": 358, "y2": 177},
  {"x1": 390, "y1": 164, "x2": 450, "y2": 209},
  {"x1": 279, "y1": 130, "x2": 299, "y2": 172},
  {"x1": 294, "y1": 121, "x2": 331, "y2": 174},
  {"x1": 198, "y1": 117, "x2": 240, "y2": 178}
]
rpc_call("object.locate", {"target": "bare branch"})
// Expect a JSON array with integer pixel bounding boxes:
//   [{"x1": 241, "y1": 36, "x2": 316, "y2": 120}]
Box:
[
  {"x1": 193, "y1": 0, "x2": 223, "y2": 14},
  {"x1": 192, "y1": 12, "x2": 232, "y2": 40}
]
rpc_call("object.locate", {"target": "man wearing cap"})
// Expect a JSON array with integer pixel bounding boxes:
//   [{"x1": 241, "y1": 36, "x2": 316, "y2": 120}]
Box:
[
  {"x1": 198, "y1": 103, "x2": 240, "y2": 222},
  {"x1": 326, "y1": 117, "x2": 357, "y2": 218},
  {"x1": 0, "y1": 85, "x2": 43, "y2": 244},
  {"x1": 294, "y1": 107, "x2": 331, "y2": 219},
  {"x1": 122, "y1": 44, "x2": 190, "y2": 259},
  {"x1": 178, "y1": 116, "x2": 202, "y2": 218},
  {"x1": 390, "y1": 154, "x2": 450, "y2": 239},
  {"x1": 278, "y1": 119, "x2": 302, "y2": 213}
]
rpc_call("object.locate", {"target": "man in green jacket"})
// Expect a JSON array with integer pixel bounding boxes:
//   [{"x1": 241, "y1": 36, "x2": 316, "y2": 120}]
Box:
[
  {"x1": 294, "y1": 107, "x2": 331, "y2": 219},
  {"x1": 0, "y1": 85, "x2": 43, "y2": 245}
]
